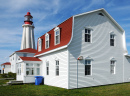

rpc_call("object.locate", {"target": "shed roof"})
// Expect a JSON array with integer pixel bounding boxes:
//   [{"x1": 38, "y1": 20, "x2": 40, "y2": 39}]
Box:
[
  {"x1": 20, "y1": 57, "x2": 41, "y2": 61},
  {"x1": 1, "y1": 62, "x2": 11, "y2": 65}
]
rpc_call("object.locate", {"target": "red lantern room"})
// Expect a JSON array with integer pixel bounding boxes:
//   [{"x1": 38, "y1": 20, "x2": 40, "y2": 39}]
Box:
[{"x1": 24, "y1": 12, "x2": 33, "y2": 25}]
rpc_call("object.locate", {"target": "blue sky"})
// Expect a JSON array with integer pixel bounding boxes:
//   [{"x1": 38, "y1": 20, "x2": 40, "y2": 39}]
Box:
[{"x1": 0, "y1": 0, "x2": 130, "y2": 67}]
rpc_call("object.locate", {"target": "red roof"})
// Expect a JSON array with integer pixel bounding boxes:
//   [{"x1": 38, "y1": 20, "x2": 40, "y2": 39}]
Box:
[
  {"x1": 1, "y1": 62, "x2": 11, "y2": 65},
  {"x1": 20, "y1": 57, "x2": 41, "y2": 61},
  {"x1": 35, "y1": 17, "x2": 73, "y2": 56},
  {"x1": 24, "y1": 12, "x2": 33, "y2": 17},
  {"x1": 16, "y1": 48, "x2": 37, "y2": 53}
]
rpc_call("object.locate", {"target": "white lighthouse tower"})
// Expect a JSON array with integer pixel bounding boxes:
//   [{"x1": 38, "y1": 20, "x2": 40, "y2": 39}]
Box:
[{"x1": 21, "y1": 12, "x2": 35, "y2": 50}]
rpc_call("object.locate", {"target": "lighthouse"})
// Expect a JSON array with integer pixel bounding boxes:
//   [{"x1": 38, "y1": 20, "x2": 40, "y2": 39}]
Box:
[{"x1": 21, "y1": 12, "x2": 35, "y2": 50}]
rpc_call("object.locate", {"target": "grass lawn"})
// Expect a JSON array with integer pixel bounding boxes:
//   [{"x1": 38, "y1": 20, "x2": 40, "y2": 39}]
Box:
[
  {"x1": 0, "y1": 80, "x2": 9, "y2": 85},
  {"x1": 0, "y1": 81, "x2": 130, "y2": 96}
]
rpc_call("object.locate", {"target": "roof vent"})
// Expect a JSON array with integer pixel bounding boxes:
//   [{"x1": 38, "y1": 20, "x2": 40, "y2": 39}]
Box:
[{"x1": 98, "y1": 13, "x2": 104, "y2": 16}]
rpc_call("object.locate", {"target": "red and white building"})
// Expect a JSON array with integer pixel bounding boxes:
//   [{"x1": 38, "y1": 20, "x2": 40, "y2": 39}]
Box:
[
  {"x1": 1, "y1": 8, "x2": 130, "y2": 89},
  {"x1": 1, "y1": 62, "x2": 11, "y2": 74}
]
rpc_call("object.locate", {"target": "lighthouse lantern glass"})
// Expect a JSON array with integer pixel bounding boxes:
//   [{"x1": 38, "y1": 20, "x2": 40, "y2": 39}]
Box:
[{"x1": 25, "y1": 16, "x2": 32, "y2": 22}]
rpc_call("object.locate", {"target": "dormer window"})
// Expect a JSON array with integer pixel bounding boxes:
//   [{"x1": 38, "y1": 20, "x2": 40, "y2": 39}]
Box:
[
  {"x1": 38, "y1": 38, "x2": 42, "y2": 52},
  {"x1": 45, "y1": 33, "x2": 49, "y2": 49},
  {"x1": 54, "y1": 27, "x2": 60, "y2": 45}
]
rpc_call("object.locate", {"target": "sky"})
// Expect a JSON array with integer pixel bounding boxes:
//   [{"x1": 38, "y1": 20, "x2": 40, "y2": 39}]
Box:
[{"x1": 0, "y1": 0, "x2": 130, "y2": 67}]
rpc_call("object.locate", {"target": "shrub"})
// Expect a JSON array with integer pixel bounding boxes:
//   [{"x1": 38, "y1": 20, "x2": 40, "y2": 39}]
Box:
[
  {"x1": 8, "y1": 72, "x2": 16, "y2": 79},
  {"x1": 1, "y1": 72, "x2": 16, "y2": 79},
  {"x1": 1, "y1": 73, "x2": 8, "y2": 78}
]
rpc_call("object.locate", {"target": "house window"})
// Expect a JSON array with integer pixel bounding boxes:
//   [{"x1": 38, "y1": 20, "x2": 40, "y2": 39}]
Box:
[
  {"x1": 85, "y1": 60, "x2": 91, "y2": 75},
  {"x1": 110, "y1": 61, "x2": 116, "y2": 74},
  {"x1": 110, "y1": 34, "x2": 115, "y2": 46},
  {"x1": 17, "y1": 64, "x2": 21, "y2": 75},
  {"x1": 26, "y1": 63, "x2": 40, "y2": 75},
  {"x1": 36, "y1": 64, "x2": 40, "y2": 75},
  {"x1": 38, "y1": 38, "x2": 42, "y2": 52},
  {"x1": 56, "y1": 60, "x2": 59, "y2": 76},
  {"x1": 46, "y1": 61, "x2": 49, "y2": 75},
  {"x1": 45, "y1": 33, "x2": 49, "y2": 49},
  {"x1": 85, "y1": 29, "x2": 91, "y2": 42},
  {"x1": 23, "y1": 53, "x2": 27, "y2": 57},
  {"x1": 54, "y1": 27, "x2": 60, "y2": 45},
  {"x1": 26, "y1": 64, "x2": 34, "y2": 75}
]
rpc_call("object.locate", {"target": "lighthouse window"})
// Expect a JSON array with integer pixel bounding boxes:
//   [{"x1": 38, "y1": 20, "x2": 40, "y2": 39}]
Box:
[
  {"x1": 45, "y1": 33, "x2": 49, "y2": 49},
  {"x1": 54, "y1": 27, "x2": 60, "y2": 45}
]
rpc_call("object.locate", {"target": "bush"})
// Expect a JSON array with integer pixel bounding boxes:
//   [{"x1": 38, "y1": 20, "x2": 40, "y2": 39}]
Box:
[
  {"x1": 1, "y1": 73, "x2": 8, "y2": 78},
  {"x1": 8, "y1": 72, "x2": 16, "y2": 79},
  {"x1": 1, "y1": 72, "x2": 16, "y2": 79}
]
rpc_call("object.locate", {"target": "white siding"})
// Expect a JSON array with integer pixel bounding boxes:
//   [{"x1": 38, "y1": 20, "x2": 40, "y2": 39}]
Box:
[
  {"x1": 3, "y1": 65, "x2": 11, "y2": 74},
  {"x1": 39, "y1": 48, "x2": 69, "y2": 89},
  {"x1": 10, "y1": 52, "x2": 35, "y2": 73},
  {"x1": 124, "y1": 57, "x2": 130, "y2": 82},
  {"x1": 68, "y1": 10, "x2": 125, "y2": 89}
]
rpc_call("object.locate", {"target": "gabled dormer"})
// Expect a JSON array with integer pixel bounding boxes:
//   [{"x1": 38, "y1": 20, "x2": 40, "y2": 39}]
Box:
[
  {"x1": 54, "y1": 27, "x2": 60, "y2": 45},
  {"x1": 45, "y1": 33, "x2": 49, "y2": 49}
]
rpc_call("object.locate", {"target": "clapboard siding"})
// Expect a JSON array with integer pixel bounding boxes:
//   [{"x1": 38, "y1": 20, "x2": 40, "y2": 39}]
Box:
[
  {"x1": 39, "y1": 48, "x2": 68, "y2": 89},
  {"x1": 68, "y1": 10, "x2": 124, "y2": 89},
  {"x1": 124, "y1": 57, "x2": 130, "y2": 82}
]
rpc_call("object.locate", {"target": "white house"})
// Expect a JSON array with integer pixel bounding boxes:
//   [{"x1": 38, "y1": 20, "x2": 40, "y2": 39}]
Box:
[
  {"x1": 1, "y1": 62, "x2": 11, "y2": 74},
  {"x1": 34, "y1": 8, "x2": 130, "y2": 89},
  {"x1": 2, "y1": 8, "x2": 130, "y2": 89}
]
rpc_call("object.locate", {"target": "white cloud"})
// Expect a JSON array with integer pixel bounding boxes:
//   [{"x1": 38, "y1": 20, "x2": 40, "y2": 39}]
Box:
[
  {"x1": 122, "y1": 18, "x2": 130, "y2": 21},
  {"x1": 81, "y1": 0, "x2": 105, "y2": 11},
  {"x1": 0, "y1": 49, "x2": 14, "y2": 68},
  {"x1": 122, "y1": 24, "x2": 130, "y2": 28},
  {"x1": 126, "y1": 42, "x2": 130, "y2": 47},
  {"x1": 111, "y1": 5, "x2": 130, "y2": 11}
]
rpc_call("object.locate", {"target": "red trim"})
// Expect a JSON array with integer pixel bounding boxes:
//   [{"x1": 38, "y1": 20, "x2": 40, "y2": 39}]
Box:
[
  {"x1": 1, "y1": 62, "x2": 11, "y2": 65},
  {"x1": 16, "y1": 48, "x2": 37, "y2": 53},
  {"x1": 20, "y1": 57, "x2": 41, "y2": 61},
  {"x1": 24, "y1": 21, "x2": 33, "y2": 25},
  {"x1": 24, "y1": 12, "x2": 33, "y2": 18},
  {"x1": 35, "y1": 17, "x2": 73, "y2": 56}
]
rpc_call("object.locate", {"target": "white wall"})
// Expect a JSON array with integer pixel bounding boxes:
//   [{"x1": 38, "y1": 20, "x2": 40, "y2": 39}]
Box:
[
  {"x1": 10, "y1": 52, "x2": 35, "y2": 73},
  {"x1": 68, "y1": 10, "x2": 125, "y2": 89},
  {"x1": 5, "y1": 65, "x2": 11, "y2": 73},
  {"x1": 39, "y1": 48, "x2": 69, "y2": 89},
  {"x1": 124, "y1": 57, "x2": 130, "y2": 82}
]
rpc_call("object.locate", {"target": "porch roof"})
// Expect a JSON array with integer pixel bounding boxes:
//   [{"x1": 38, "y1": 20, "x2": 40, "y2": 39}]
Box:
[
  {"x1": 1, "y1": 62, "x2": 11, "y2": 65},
  {"x1": 20, "y1": 57, "x2": 41, "y2": 61}
]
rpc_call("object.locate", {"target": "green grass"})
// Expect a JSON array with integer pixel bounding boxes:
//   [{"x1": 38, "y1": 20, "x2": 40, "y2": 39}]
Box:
[
  {"x1": 0, "y1": 80, "x2": 9, "y2": 85},
  {"x1": 0, "y1": 81, "x2": 130, "y2": 96}
]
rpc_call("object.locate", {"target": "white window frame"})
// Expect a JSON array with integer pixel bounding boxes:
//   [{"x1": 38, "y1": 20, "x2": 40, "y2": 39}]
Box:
[
  {"x1": 56, "y1": 60, "x2": 59, "y2": 76},
  {"x1": 26, "y1": 63, "x2": 40, "y2": 76},
  {"x1": 38, "y1": 38, "x2": 42, "y2": 52},
  {"x1": 46, "y1": 61, "x2": 49, "y2": 75},
  {"x1": 110, "y1": 60, "x2": 116, "y2": 74},
  {"x1": 85, "y1": 59, "x2": 92, "y2": 76},
  {"x1": 45, "y1": 33, "x2": 49, "y2": 49},
  {"x1": 84, "y1": 28, "x2": 92, "y2": 43},
  {"x1": 110, "y1": 32, "x2": 116, "y2": 46},
  {"x1": 54, "y1": 27, "x2": 60, "y2": 45}
]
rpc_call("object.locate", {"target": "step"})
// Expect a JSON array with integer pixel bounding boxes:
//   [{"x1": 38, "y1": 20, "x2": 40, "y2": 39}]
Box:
[{"x1": 7, "y1": 80, "x2": 23, "y2": 85}]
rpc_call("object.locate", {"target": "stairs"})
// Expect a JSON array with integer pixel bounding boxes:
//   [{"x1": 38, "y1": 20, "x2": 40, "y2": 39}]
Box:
[{"x1": 7, "y1": 80, "x2": 23, "y2": 85}]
